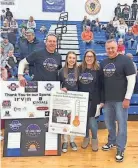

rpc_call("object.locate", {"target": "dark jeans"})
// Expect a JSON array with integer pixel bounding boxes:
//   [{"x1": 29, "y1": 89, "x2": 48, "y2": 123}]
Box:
[
  {"x1": 9, "y1": 66, "x2": 18, "y2": 77},
  {"x1": 126, "y1": 40, "x2": 137, "y2": 49},
  {"x1": 132, "y1": 11, "x2": 137, "y2": 20},
  {"x1": 106, "y1": 33, "x2": 115, "y2": 39},
  {"x1": 123, "y1": 14, "x2": 129, "y2": 20}
]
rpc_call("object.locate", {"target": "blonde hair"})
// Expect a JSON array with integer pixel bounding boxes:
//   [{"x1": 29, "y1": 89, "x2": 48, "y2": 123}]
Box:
[
  {"x1": 120, "y1": 18, "x2": 126, "y2": 25},
  {"x1": 80, "y1": 49, "x2": 99, "y2": 71},
  {"x1": 29, "y1": 16, "x2": 34, "y2": 22},
  {"x1": 63, "y1": 51, "x2": 78, "y2": 79}
]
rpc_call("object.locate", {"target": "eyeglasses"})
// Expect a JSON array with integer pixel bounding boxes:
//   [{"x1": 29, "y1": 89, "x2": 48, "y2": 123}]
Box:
[
  {"x1": 86, "y1": 55, "x2": 94, "y2": 58},
  {"x1": 26, "y1": 34, "x2": 33, "y2": 37}
]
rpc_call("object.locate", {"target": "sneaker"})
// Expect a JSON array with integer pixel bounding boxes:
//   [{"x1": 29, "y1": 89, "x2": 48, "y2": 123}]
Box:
[
  {"x1": 62, "y1": 142, "x2": 68, "y2": 153},
  {"x1": 81, "y1": 137, "x2": 90, "y2": 149},
  {"x1": 0, "y1": 136, "x2": 4, "y2": 141},
  {"x1": 116, "y1": 150, "x2": 124, "y2": 162},
  {"x1": 102, "y1": 143, "x2": 116, "y2": 151},
  {"x1": 70, "y1": 142, "x2": 77, "y2": 151},
  {"x1": 92, "y1": 139, "x2": 98, "y2": 152}
]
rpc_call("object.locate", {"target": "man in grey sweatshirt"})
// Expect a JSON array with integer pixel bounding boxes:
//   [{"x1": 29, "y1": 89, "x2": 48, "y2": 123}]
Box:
[{"x1": 1, "y1": 34, "x2": 14, "y2": 56}]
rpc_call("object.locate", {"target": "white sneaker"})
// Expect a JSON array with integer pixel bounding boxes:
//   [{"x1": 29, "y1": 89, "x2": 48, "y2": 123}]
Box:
[
  {"x1": 0, "y1": 136, "x2": 4, "y2": 141},
  {"x1": 62, "y1": 142, "x2": 68, "y2": 153},
  {"x1": 70, "y1": 142, "x2": 77, "y2": 151},
  {"x1": 102, "y1": 143, "x2": 116, "y2": 151}
]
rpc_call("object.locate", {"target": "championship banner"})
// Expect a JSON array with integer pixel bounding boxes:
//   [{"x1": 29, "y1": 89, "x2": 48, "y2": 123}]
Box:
[
  {"x1": 1, "y1": 81, "x2": 60, "y2": 119},
  {"x1": 3, "y1": 118, "x2": 61, "y2": 157},
  {"x1": 49, "y1": 91, "x2": 89, "y2": 136},
  {"x1": 42, "y1": 0, "x2": 65, "y2": 12}
]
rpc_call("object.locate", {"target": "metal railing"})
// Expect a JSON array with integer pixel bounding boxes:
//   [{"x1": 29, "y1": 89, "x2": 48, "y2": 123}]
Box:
[
  {"x1": 55, "y1": 12, "x2": 68, "y2": 52},
  {"x1": 55, "y1": 25, "x2": 67, "y2": 51}
]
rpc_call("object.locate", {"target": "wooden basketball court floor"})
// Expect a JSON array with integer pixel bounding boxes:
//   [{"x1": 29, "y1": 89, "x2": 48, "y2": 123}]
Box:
[{"x1": 1, "y1": 121, "x2": 138, "y2": 168}]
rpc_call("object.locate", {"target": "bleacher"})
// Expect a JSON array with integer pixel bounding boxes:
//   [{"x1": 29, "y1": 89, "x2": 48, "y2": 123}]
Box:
[{"x1": 15, "y1": 18, "x2": 138, "y2": 119}]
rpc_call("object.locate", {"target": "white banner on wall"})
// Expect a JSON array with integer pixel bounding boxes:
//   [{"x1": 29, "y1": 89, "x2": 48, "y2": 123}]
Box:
[
  {"x1": 0, "y1": 0, "x2": 15, "y2": 5},
  {"x1": 49, "y1": 91, "x2": 89, "y2": 137},
  {"x1": 1, "y1": 81, "x2": 60, "y2": 119}
]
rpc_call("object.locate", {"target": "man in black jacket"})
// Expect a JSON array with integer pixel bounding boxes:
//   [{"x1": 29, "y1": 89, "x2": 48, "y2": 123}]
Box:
[
  {"x1": 131, "y1": 0, "x2": 138, "y2": 20},
  {"x1": 106, "y1": 21, "x2": 116, "y2": 39},
  {"x1": 18, "y1": 29, "x2": 45, "y2": 60},
  {"x1": 114, "y1": 3, "x2": 122, "y2": 18},
  {"x1": 18, "y1": 29, "x2": 45, "y2": 75},
  {"x1": 81, "y1": 16, "x2": 91, "y2": 31},
  {"x1": 6, "y1": 8, "x2": 13, "y2": 22}
]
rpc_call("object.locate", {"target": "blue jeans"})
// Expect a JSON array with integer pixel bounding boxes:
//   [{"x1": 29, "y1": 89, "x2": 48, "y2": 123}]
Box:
[
  {"x1": 9, "y1": 66, "x2": 18, "y2": 77},
  {"x1": 127, "y1": 40, "x2": 137, "y2": 49},
  {"x1": 83, "y1": 40, "x2": 94, "y2": 49},
  {"x1": 94, "y1": 26, "x2": 101, "y2": 32},
  {"x1": 117, "y1": 32, "x2": 125, "y2": 39},
  {"x1": 18, "y1": 28, "x2": 23, "y2": 37},
  {"x1": 86, "y1": 117, "x2": 98, "y2": 139},
  {"x1": 104, "y1": 102, "x2": 128, "y2": 152}
]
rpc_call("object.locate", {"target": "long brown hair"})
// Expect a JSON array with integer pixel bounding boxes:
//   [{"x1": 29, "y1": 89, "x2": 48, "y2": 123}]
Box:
[
  {"x1": 64, "y1": 51, "x2": 78, "y2": 79},
  {"x1": 81, "y1": 49, "x2": 99, "y2": 71}
]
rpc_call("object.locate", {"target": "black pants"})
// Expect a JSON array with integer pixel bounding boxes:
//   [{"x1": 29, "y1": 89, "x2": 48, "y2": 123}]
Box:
[
  {"x1": 123, "y1": 14, "x2": 129, "y2": 20},
  {"x1": 132, "y1": 11, "x2": 137, "y2": 20}
]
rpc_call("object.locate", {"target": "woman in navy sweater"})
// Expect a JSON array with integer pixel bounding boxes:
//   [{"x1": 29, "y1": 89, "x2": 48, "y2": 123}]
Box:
[
  {"x1": 58, "y1": 51, "x2": 78, "y2": 153},
  {"x1": 78, "y1": 49, "x2": 104, "y2": 151}
]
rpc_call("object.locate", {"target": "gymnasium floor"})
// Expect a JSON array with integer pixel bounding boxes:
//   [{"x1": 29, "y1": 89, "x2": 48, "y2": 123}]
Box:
[{"x1": 1, "y1": 121, "x2": 138, "y2": 168}]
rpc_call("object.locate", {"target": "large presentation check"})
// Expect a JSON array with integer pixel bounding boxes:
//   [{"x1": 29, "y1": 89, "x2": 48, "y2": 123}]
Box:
[{"x1": 49, "y1": 91, "x2": 89, "y2": 136}]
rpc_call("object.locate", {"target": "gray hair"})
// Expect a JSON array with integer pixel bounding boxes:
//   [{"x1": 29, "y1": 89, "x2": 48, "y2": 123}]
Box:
[
  {"x1": 45, "y1": 33, "x2": 57, "y2": 41},
  {"x1": 106, "y1": 39, "x2": 117, "y2": 44},
  {"x1": 126, "y1": 53, "x2": 133, "y2": 58}
]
